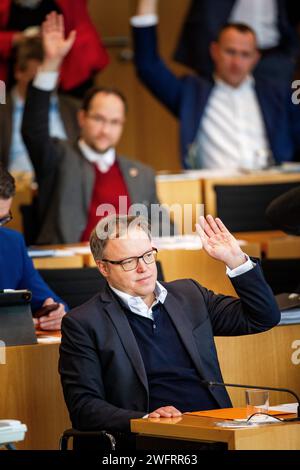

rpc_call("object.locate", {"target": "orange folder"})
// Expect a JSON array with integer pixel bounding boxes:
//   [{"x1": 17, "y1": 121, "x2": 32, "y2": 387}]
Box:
[{"x1": 185, "y1": 407, "x2": 293, "y2": 420}]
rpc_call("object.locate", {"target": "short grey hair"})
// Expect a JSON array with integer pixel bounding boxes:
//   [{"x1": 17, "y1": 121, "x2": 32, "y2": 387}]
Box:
[{"x1": 90, "y1": 214, "x2": 151, "y2": 262}]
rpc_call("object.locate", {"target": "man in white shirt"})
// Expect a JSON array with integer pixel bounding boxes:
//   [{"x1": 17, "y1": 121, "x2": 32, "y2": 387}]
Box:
[
  {"x1": 174, "y1": 0, "x2": 299, "y2": 86},
  {"x1": 59, "y1": 213, "x2": 280, "y2": 436},
  {"x1": 132, "y1": 0, "x2": 300, "y2": 169}
]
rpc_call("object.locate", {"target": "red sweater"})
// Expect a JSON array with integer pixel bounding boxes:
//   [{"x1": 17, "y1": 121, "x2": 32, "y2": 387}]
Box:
[
  {"x1": 0, "y1": 0, "x2": 109, "y2": 90},
  {"x1": 81, "y1": 161, "x2": 131, "y2": 242}
]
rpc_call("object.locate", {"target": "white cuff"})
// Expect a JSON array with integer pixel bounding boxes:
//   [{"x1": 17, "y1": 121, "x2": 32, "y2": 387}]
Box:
[
  {"x1": 226, "y1": 254, "x2": 255, "y2": 278},
  {"x1": 130, "y1": 14, "x2": 158, "y2": 27},
  {"x1": 142, "y1": 414, "x2": 149, "y2": 419},
  {"x1": 33, "y1": 70, "x2": 59, "y2": 91}
]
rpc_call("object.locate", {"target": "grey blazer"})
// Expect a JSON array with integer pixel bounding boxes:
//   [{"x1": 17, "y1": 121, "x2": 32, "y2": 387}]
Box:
[
  {"x1": 22, "y1": 85, "x2": 172, "y2": 244},
  {"x1": 0, "y1": 91, "x2": 80, "y2": 169}
]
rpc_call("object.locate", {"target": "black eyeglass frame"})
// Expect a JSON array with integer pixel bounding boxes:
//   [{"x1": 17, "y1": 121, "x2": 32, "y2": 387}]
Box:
[
  {"x1": 102, "y1": 248, "x2": 158, "y2": 271},
  {"x1": 0, "y1": 211, "x2": 13, "y2": 227}
]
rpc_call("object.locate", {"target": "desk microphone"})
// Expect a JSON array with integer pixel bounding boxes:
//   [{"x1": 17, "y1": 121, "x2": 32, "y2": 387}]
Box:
[{"x1": 202, "y1": 380, "x2": 300, "y2": 420}]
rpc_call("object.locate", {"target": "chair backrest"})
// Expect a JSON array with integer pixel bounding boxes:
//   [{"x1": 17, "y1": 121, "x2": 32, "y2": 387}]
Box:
[
  {"x1": 39, "y1": 262, "x2": 165, "y2": 309},
  {"x1": 204, "y1": 173, "x2": 300, "y2": 232},
  {"x1": 261, "y1": 259, "x2": 300, "y2": 295}
]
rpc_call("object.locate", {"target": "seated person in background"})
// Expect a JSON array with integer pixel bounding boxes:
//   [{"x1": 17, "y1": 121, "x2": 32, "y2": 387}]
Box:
[
  {"x1": 131, "y1": 0, "x2": 300, "y2": 169},
  {"x1": 0, "y1": 0, "x2": 109, "y2": 96},
  {"x1": 0, "y1": 166, "x2": 67, "y2": 330},
  {"x1": 266, "y1": 186, "x2": 300, "y2": 236},
  {"x1": 0, "y1": 36, "x2": 80, "y2": 174},
  {"x1": 174, "y1": 0, "x2": 299, "y2": 87},
  {"x1": 22, "y1": 12, "x2": 173, "y2": 245},
  {"x1": 59, "y1": 213, "x2": 280, "y2": 435}
]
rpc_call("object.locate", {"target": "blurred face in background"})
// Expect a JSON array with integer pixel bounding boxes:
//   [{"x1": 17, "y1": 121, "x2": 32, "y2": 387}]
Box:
[
  {"x1": 78, "y1": 92, "x2": 126, "y2": 153},
  {"x1": 210, "y1": 27, "x2": 260, "y2": 87},
  {"x1": 15, "y1": 59, "x2": 41, "y2": 96}
]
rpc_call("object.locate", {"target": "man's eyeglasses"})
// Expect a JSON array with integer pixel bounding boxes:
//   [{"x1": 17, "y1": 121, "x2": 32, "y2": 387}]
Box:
[
  {"x1": 86, "y1": 114, "x2": 124, "y2": 128},
  {"x1": 0, "y1": 211, "x2": 12, "y2": 227},
  {"x1": 102, "y1": 248, "x2": 158, "y2": 272}
]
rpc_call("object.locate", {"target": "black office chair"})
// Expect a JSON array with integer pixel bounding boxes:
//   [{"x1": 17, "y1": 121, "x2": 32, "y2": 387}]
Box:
[
  {"x1": 38, "y1": 267, "x2": 105, "y2": 309},
  {"x1": 214, "y1": 182, "x2": 300, "y2": 232},
  {"x1": 39, "y1": 262, "x2": 165, "y2": 309},
  {"x1": 59, "y1": 429, "x2": 117, "y2": 451},
  {"x1": 59, "y1": 428, "x2": 138, "y2": 452},
  {"x1": 261, "y1": 258, "x2": 300, "y2": 294}
]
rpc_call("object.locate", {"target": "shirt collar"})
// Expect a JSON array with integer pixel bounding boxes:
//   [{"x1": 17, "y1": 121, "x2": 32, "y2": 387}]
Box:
[
  {"x1": 214, "y1": 74, "x2": 255, "y2": 92},
  {"x1": 11, "y1": 87, "x2": 24, "y2": 107},
  {"x1": 109, "y1": 281, "x2": 168, "y2": 321},
  {"x1": 78, "y1": 138, "x2": 116, "y2": 173}
]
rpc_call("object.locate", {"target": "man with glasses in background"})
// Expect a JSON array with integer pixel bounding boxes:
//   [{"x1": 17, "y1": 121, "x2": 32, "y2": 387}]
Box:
[
  {"x1": 22, "y1": 12, "x2": 172, "y2": 245},
  {"x1": 59, "y1": 213, "x2": 280, "y2": 445},
  {"x1": 0, "y1": 165, "x2": 67, "y2": 330}
]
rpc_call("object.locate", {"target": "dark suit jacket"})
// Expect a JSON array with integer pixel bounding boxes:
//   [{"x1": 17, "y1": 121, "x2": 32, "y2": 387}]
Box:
[
  {"x1": 22, "y1": 84, "x2": 169, "y2": 244},
  {"x1": 0, "y1": 227, "x2": 67, "y2": 312},
  {"x1": 0, "y1": 91, "x2": 80, "y2": 169},
  {"x1": 174, "y1": 0, "x2": 299, "y2": 78},
  {"x1": 132, "y1": 24, "x2": 300, "y2": 169},
  {"x1": 59, "y1": 262, "x2": 280, "y2": 433}
]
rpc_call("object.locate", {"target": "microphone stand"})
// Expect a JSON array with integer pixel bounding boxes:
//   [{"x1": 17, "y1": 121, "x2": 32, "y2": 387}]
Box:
[{"x1": 203, "y1": 380, "x2": 300, "y2": 421}]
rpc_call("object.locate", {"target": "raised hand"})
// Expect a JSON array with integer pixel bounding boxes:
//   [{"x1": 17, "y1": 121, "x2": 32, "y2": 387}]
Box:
[
  {"x1": 196, "y1": 215, "x2": 247, "y2": 269},
  {"x1": 136, "y1": 0, "x2": 158, "y2": 15},
  {"x1": 41, "y1": 12, "x2": 76, "y2": 71}
]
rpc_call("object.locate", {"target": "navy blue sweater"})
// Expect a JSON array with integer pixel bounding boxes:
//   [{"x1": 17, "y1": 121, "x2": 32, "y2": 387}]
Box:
[{"x1": 126, "y1": 302, "x2": 218, "y2": 413}]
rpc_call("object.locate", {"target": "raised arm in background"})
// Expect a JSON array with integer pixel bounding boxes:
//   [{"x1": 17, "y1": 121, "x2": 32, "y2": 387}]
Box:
[{"x1": 21, "y1": 13, "x2": 75, "y2": 178}]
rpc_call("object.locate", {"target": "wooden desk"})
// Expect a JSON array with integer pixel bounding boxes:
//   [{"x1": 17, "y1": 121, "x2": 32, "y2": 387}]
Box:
[
  {"x1": 216, "y1": 324, "x2": 300, "y2": 407},
  {"x1": 1, "y1": 326, "x2": 299, "y2": 449},
  {"x1": 234, "y1": 231, "x2": 285, "y2": 254},
  {"x1": 156, "y1": 176, "x2": 202, "y2": 234},
  {"x1": 32, "y1": 255, "x2": 84, "y2": 269},
  {"x1": 203, "y1": 172, "x2": 300, "y2": 218},
  {"x1": 0, "y1": 341, "x2": 71, "y2": 450},
  {"x1": 131, "y1": 413, "x2": 300, "y2": 450},
  {"x1": 265, "y1": 236, "x2": 300, "y2": 259},
  {"x1": 156, "y1": 171, "x2": 300, "y2": 233}
]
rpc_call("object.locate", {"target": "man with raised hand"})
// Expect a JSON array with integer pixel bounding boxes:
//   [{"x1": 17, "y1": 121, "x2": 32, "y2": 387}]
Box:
[
  {"x1": 59, "y1": 213, "x2": 279, "y2": 437},
  {"x1": 22, "y1": 12, "x2": 172, "y2": 244},
  {"x1": 131, "y1": 0, "x2": 300, "y2": 169}
]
